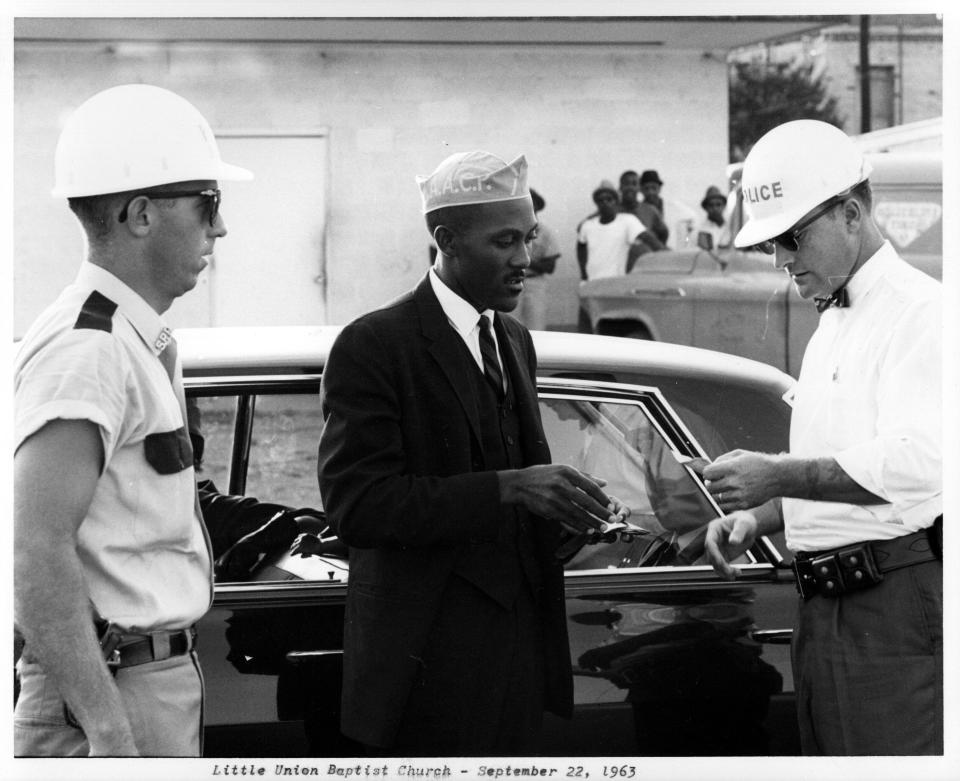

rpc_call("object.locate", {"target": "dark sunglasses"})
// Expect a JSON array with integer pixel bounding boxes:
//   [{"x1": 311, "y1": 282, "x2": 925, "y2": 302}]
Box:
[
  {"x1": 118, "y1": 188, "x2": 221, "y2": 227},
  {"x1": 758, "y1": 193, "x2": 848, "y2": 255}
]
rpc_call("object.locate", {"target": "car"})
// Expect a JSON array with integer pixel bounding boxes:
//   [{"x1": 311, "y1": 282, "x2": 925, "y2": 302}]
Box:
[
  {"x1": 579, "y1": 151, "x2": 942, "y2": 376},
  {"x1": 171, "y1": 325, "x2": 802, "y2": 757}
]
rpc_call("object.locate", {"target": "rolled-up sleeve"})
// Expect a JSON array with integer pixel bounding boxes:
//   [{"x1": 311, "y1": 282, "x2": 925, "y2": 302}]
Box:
[{"x1": 834, "y1": 296, "x2": 941, "y2": 510}]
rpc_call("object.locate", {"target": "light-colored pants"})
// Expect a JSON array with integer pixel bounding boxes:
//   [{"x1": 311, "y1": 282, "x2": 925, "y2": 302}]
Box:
[
  {"x1": 14, "y1": 650, "x2": 204, "y2": 757},
  {"x1": 514, "y1": 274, "x2": 550, "y2": 331}
]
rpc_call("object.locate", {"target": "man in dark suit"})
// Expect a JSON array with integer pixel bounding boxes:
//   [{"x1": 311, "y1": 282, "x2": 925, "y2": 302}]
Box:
[{"x1": 318, "y1": 151, "x2": 627, "y2": 756}]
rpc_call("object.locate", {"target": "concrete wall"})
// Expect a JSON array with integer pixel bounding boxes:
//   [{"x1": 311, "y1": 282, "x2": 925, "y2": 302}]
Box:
[
  {"x1": 820, "y1": 24, "x2": 944, "y2": 130},
  {"x1": 730, "y1": 18, "x2": 942, "y2": 133},
  {"x1": 14, "y1": 39, "x2": 730, "y2": 336}
]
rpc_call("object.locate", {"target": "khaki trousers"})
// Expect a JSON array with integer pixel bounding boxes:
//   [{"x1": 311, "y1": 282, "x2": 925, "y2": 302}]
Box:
[{"x1": 14, "y1": 650, "x2": 204, "y2": 757}]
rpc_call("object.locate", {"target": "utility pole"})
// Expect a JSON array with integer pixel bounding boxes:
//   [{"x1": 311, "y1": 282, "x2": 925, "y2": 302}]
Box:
[{"x1": 859, "y1": 15, "x2": 872, "y2": 132}]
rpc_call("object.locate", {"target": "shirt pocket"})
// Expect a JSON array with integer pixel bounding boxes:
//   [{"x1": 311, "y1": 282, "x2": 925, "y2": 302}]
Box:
[{"x1": 143, "y1": 426, "x2": 194, "y2": 474}]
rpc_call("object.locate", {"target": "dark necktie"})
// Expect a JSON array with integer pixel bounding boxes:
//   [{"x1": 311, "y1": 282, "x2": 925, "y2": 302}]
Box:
[
  {"x1": 814, "y1": 286, "x2": 850, "y2": 313},
  {"x1": 478, "y1": 314, "x2": 504, "y2": 400}
]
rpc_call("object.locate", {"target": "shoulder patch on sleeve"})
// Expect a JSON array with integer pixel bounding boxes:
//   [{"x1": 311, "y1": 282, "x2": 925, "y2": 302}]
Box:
[{"x1": 74, "y1": 290, "x2": 118, "y2": 332}]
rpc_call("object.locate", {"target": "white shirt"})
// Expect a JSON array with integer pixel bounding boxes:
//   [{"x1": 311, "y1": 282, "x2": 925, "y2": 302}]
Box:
[
  {"x1": 15, "y1": 262, "x2": 213, "y2": 631},
  {"x1": 783, "y1": 242, "x2": 942, "y2": 551},
  {"x1": 696, "y1": 216, "x2": 731, "y2": 250},
  {"x1": 428, "y1": 268, "x2": 503, "y2": 378},
  {"x1": 577, "y1": 213, "x2": 644, "y2": 279}
]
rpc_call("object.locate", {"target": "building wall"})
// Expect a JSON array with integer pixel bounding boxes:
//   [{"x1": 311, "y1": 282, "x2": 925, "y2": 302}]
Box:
[
  {"x1": 820, "y1": 24, "x2": 943, "y2": 131},
  {"x1": 14, "y1": 39, "x2": 730, "y2": 335},
  {"x1": 730, "y1": 16, "x2": 942, "y2": 134}
]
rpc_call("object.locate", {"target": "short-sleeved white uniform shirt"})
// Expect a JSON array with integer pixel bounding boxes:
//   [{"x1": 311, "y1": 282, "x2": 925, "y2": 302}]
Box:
[{"x1": 15, "y1": 262, "x2": 212, "y2": 631}]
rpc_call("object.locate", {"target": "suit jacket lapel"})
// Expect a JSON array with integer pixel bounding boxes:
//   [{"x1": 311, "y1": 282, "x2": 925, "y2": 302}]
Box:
[{"x1": 415, "y1": 276, "x2": 483, "y2": 447}]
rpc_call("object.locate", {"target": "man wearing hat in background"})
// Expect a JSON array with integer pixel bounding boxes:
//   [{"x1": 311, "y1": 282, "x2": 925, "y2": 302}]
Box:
[
  {"x1": 700, "y1": 120, "x2": 942, "y2": 755},
  {"x1": 576, "y1": 180, "x2": 648, "y2": 282},
  {"x1": 639, "y1": 169, "x2": 669, "y2": 244},
  {"x1": 695, "y1": 185, "x2": 731, "y2": 251},
  {"x1": 318, "y1": 150, "x2": 628, "y2": 756},
  {"x1": 14, "y1": 84, "x2": 252, "y2": 756},
  {"x1": 619, "y1": 169, "x2": 669, "y2": 249}
]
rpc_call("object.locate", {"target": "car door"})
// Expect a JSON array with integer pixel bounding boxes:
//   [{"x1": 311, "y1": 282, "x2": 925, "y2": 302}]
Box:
[
  {"x1": 188, "y1": 377, "x2": 350, "y2": 758},
  {"x1": 187, "y1": 374, "x2": 799, "y2": 758},
  {"x1": 534, "y1": 378, "x2": 800, "y2": 756}
]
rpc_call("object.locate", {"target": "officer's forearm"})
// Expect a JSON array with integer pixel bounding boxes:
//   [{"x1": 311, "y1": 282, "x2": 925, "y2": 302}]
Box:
[
  {"x1": 14, "y1": 424, "x2": 139, "y2": 754},
  {"x1": 777, "y1": 456, "x2": 885, "y2": 505},
  {"x1": 15, "y1": 536, "x2": 138, "y2": 754}
]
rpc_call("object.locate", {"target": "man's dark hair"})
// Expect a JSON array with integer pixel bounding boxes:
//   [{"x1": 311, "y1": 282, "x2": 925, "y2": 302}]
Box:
[
  {"x1": 530, "y1": 188, "x2": 545, "y2": 213},
  {"x1": 425, "y1": 205, "x2": 471, "y2": 237},
  {"x1": 619, "y1": 170, "x2": 639, "y2": 185},
  {"x1": 68, "y1": 194, "x2": 125, "y2": 242}
]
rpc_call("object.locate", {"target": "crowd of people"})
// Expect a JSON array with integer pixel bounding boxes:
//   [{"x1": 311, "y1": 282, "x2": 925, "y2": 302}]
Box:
[
  {"x1": 13, "y1": 83, "x2": 942, "y2": 761},
  {"x1": 509, "y1": 167, "x2": 735, "y2": 332}
]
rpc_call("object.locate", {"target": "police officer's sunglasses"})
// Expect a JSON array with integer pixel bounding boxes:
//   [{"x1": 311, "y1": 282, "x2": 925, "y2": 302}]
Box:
[
  {"x1": 117, "y1": 188, "x2": 221, "y2": 227},
  {"x1": 758, "y1": 191, "x2": 850, "y2": 255}
]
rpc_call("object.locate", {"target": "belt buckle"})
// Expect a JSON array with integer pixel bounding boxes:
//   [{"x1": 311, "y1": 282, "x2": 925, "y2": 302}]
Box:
[
  {"x1": 98, "y1": 623, "x2": 123, "y2": 669},
  {"x1": 791, "y1": 558, "x2": 818, "y2": 600},
  {"x1": 149, "y1": 632, "x2": 172, "y2": 661}
]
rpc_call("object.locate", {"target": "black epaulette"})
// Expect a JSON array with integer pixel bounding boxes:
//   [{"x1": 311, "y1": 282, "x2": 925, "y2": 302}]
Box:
[{"x1": 74, "y1": 290, "x2": 118, "y2": 332}]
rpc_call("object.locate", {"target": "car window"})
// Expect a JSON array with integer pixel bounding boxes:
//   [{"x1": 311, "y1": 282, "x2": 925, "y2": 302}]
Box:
[
  {"x1": 193, "y1": 385, "x2": 751, "y2": 582},
  {"x1": 190, "y1": 394, "x2": 237, "y2": 492},
  {"x1": 243, "y1": 392, "x2": 325, "y2": 511},
  {"x1": 541, "y1": 370, "x2": 791, "y2": 459},
  {"x1": 539, "y1": 395, "x2": 721, "y2": 570}
]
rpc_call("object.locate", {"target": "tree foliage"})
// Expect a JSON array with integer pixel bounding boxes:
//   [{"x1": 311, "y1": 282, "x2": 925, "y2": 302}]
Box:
[{"x1": 729, "y1": 60, "x2": 845, "y2": 161}]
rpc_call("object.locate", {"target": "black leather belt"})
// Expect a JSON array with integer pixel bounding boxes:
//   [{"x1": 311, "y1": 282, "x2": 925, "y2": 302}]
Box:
[
  {"x1": 792, "y1": 527, "x2": 939, "y2": 600},
  {"x1": 107, "y1": 627, "x2": 198, "y2": 669}
]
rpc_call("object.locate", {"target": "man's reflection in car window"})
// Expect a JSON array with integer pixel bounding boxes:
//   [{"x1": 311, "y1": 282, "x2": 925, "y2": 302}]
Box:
[{"x1": 540, "y1": 398, "x2": 718, "y2": 569}]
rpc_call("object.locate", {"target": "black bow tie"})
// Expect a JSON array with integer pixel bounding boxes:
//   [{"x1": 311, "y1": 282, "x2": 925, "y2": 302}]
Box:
[{"x1": 815, "y1": 287, "x2": 849, "y2": 313}]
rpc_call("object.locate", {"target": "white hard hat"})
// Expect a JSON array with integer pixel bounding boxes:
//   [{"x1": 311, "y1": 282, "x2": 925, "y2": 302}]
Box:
[
  {"x1": 52, "y1": 84, "x2": 253, "y2": 198},
  {"x1": 734, "y1": 120, "x2": 871, "y2": 248}
]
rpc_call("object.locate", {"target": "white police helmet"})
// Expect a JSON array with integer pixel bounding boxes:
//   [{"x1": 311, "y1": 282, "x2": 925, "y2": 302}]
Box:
[
  {"x1": 52, "y1": 84, "x2": 252, "y2": 198},
  {"x1": 735, "y1": 119, "x2": 871, "y2": 248}
]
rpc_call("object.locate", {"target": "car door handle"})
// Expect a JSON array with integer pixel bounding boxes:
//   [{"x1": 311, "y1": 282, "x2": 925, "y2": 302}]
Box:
[
  {"x1": 285, "y1": 650, "x2": 344, "y2": 663},
  {"x1": 634, "y1": 287, "x2": 686, "y2": 298},
  {"x1": 751, "y1": 629, "x2": 793, "y2": 645}
]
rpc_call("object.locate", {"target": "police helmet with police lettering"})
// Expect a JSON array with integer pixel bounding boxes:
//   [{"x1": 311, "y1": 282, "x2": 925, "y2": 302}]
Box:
[{"x1": 734, "y1": 120, "x2": 871, "y2": 249}]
